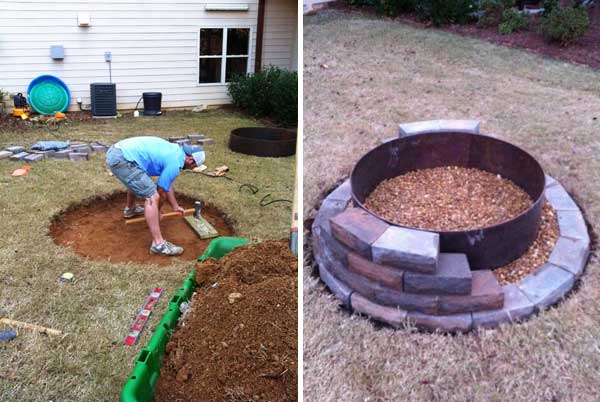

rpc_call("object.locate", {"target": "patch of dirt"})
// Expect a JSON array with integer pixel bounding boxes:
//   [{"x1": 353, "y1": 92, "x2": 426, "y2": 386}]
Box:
[
  {"x1": 494, "y1": 201, "x2": 559, "y2": 284},
  {"x1": 49, "y1": 191, "x2": 234, "y2": 266},
  {"x1": 364, "y1": 166, "x2": 533, "y2": 231},
  {"x1": 154, "y1": 240, "x2": 297, "y2": 402}
]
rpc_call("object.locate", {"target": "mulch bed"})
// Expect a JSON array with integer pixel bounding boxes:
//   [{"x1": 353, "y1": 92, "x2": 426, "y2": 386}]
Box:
[
  {"x1": 364, "y1": 166, "x2": 532, "y2": 232},
  {"x1": 154, "y1": 240, "x2": 298, "y2": 402},
  {"x1": 442, "y1": 3, "x2": 600, "y2": 70},
  {"x1": 332, "y1": 2, "x2": 600, "y2": 70},
  {"x1": 494, "y1": 201, "x2": 559, "y2": 284}
]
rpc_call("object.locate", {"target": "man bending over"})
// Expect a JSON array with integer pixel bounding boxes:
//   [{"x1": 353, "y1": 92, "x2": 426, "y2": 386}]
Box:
[{"x1": 106, "y1": 136, "x2": 205, "y2": 256}]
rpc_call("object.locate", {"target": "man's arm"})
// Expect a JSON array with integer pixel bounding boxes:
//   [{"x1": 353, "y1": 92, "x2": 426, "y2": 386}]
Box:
[{"x1": 157, "y1": 186, "x2": 184, "y2": 214}]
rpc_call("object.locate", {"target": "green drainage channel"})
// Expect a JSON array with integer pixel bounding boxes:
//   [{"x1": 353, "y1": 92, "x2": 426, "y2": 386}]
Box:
[{"x1": 120, "y1": 236, "x2": 249, "y2": 402}]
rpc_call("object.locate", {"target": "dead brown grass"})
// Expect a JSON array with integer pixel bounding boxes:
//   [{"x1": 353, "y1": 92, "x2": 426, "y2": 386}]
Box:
[{"x1": 304, "y1": 10, "x2": 600, "y2": 402}]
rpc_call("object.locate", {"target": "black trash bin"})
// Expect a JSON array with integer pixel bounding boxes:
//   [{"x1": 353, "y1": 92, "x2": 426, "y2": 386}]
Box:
[{"x1": 142, "y1": 92, "x2": 162, "y2": 116}]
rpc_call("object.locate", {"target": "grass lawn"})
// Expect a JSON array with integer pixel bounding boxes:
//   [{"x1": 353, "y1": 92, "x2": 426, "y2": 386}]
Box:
[
  {"x1": 304, "y1": 10, "x2": 600, "y2": 402},
  {"x1": 0, "y1": 110, "x2": 295, "y2": 401}
]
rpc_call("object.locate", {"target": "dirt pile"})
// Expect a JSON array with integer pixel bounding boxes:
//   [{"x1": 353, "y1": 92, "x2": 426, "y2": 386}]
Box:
[
  {"x1": 50, "y1": 191, "x2": 233, "y2": 265},
  {"x1": 154, "y1": 240, "x2": 298, "y2": 402},
  {"x1": 365, "y1": 166, "x2": 533, "y2": 232}
]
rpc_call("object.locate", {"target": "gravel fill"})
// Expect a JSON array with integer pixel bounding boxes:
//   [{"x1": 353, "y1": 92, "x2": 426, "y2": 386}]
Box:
[
  {"x1": 494, "y1": 202, "x2": 559, "y2": 285},
  {"x1": 364, "y1": 166, "x2": 533, "y2": 232}
]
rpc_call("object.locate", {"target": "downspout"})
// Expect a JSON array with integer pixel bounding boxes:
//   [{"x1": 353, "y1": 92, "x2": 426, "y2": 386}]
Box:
[{"x1": 255, "y1": 0, "x2": 266, "y2": 72}]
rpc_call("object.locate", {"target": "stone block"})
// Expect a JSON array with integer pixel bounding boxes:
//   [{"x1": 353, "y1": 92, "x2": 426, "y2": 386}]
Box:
[
  {"x1": 23, "y1": 153, "x2": 43, "y2": 163},
  {"x1": 371, "y1": 226, "x2": 439, "y2": 273},
  {"x1": 10, "y1": 152, "x2": 29, "y2": 161},
  {"x1": 197, "y1": 138, "x2": 215, "y2": 146},
  {"x1": 399, "y1": 119, "x2": 480, "y2": 137},
  {"x1": 52, "y1": 149, "x2": 72, "y2": 159},
  {"x1": 438, "y1": 270, "x2": 504, "y2": 314},
  {"x1": 556, "y1": 210, "x2": 589, "y2": 242},
  {"x1": 188, "y1": 134, "x2": 205, "y2": 141},
  {"x1": 404, "y1": 253, "x2": 472, "y2": 295},
  {"x1": 313, "y1": 197, "x2": 348, "y2": 234},
  {"x1": 313, "y1": 235, "x2": 352, "y2": 307},
  {"x1": 545, "y1": 174, "x2": 558, "y2": 188},
  {"x1": 518, "y1": 263, "x2": 575, "y2": 311},
  {"x1": 545, "y1": 184, "x2": 579, "y2": 211},
  {"x1": 0, "y1": 151, "x2": 13, "y2": 160},
  {"x1": 175, "y1": 139, "x2": 191, "y2": 146},
  {"x1": 347, "y1": 252, "x2": 404, "y2": 290},
  {"x1": 313, "y1": 198, "x2": 349, "y2": 236},
  {"x1": 351, "y1": 292, "x2": 407, "y2": 328},
  {"x1": 320, "y1": 225, "x2": 352, "y2": 262},
  {"x1": 407, "y1": 311, "x2": 472, "y2": 332},
  {"x1": 319, "y1": 264, "x2": 353, "y2": 308},
  {"x1": 90, "y1": 143, "x2": 108, "y2": 153},
  {"x1": 71, "y1": 145, "x2": 91, "y2": 154},
  {"x1": 31, "y1": 149, "x2": 55, "y2": 158},
  {"x1": 69, "y1": 152, "x2": 89, "y2": 162},
  {"x1": 5, "y1": 146, "x2": 25, "y2": 154},
  {"x1": 327, "y1": 179, "x2": 352, "y2": 202},
  {"x1": 346, "y1": 271, "x2": 438, "y2": 314},
  {"x1": 472, "y1": 284, "x2": 534, "y2": 328},
  {"x1": 330, "y1": 208, "x2": 389, "y2": 259},
  {"x1": 548, "y1": 236, "x2": 589, "y2": 278}
]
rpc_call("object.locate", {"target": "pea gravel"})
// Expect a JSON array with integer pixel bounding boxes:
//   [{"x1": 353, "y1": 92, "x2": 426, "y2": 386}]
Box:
[
  {"x1": 494, "y1": 202, "x2": 559, "y2": 284},
  {"x1": 364, "y1": 166, "x2": 533, "y2": 232}
]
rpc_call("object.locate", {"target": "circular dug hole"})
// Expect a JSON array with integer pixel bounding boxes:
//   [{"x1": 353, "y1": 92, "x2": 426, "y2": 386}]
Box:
[{"x1": 49, "y1": 192, "x2": 234, "y2": 266}]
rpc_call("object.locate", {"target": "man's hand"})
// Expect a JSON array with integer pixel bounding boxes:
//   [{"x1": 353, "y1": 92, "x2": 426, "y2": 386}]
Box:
[{"x1": 173, "y1": 205, "x2": 185, "y2": 216}]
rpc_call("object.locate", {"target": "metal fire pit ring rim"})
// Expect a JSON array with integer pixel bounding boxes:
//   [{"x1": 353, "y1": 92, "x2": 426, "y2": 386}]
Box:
[
  {"x1": 350, "y1": 132, "x2": 546, "y2": 269},
  {"x1": 350, "y1": 132, "x2": 545, "y2": 234}
]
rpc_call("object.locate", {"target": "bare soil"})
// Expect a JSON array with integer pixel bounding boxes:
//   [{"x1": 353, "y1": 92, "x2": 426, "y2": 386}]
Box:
[
  {"x1": 49, "y1": 191, "x2": 234, "y2": 266},
  {"x1": 154, "y1": 240, "x2": 298, "y2": 402},
  {"x1": 364, "y1": 166, "x2": 533, "y2": 232}
]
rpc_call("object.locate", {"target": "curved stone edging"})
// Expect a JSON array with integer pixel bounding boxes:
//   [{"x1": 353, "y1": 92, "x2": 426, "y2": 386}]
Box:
[{"x1": 311, "y1": 174, "x2": 590, "y2": 332}]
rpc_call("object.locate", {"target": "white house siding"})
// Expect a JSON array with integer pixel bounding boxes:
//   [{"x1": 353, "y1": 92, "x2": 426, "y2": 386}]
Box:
[
  {"x1": 0, "y1": 0, "x2": 261, "y2": 110},
  {"x1": 262, "y1": 0, "x2": 297, "y2": 71}
]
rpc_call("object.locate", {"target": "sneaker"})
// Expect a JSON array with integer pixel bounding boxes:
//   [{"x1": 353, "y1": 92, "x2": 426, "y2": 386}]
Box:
[
  {"x1": 150, "y1": 241, "x2": 184, "y2": 256},
  {"x1": 123, "y1": 205, "x2": 145, "y2": 218}
]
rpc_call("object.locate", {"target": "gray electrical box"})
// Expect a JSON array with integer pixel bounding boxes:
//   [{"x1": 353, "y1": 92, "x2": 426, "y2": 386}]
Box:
[
  {"x1": 104, "y1": 51, "x2": 112, "y2": 62},
  {"x1": 50, "y1": 45, "x2": 64, "y2": 60}
]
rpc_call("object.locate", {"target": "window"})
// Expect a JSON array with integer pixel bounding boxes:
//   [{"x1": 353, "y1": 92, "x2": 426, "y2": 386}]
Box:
[{"x1": 198, "y1": 28, "x2": 250, "y2": 84}]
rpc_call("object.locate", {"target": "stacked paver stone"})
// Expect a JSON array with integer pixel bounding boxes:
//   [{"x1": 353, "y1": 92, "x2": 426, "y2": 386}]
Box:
[
  {"x1": 312, "y1": 122, "x2": 590, "y2": 332},
  {"x1": 312, "y1": 175, "x2": 589, "y2": 332}
]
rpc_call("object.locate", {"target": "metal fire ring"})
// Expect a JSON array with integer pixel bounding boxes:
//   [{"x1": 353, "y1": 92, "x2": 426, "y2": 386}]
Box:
[{"x1": 351, "y1": 132, "x2": 546, "y2": 270}]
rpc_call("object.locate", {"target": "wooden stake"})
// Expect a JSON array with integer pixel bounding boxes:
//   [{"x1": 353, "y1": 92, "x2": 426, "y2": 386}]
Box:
[
  {"x1": 0, "y1": 318, "x2": 63, "y2": 336},
  {"x1": 124, "y1": 208, "x2": 195, "y2": 225}
]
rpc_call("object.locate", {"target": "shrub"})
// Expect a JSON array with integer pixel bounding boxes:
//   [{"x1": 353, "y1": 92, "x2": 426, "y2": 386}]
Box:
[
  {"x1": 499, "y1": 8, "x2": 528, "y2": 34},
  {"x1": 228, "y1": 67, "x2": 298, "y2": 127},
  {"x1": 542, "y1": 0, "x2": 560, "y2": 16},
  {"x1": 378, "y1": 0, "x2": 416, "y2": 17},
  {"x1": 541, "y1": 6, "x2": 590, "y2": 46},
  {"x1": 415, "y1": 0, "x2": 477, "y2": 26},
  {"x1": 478, "y1": 0, "x2": 515, "y2": 27}
]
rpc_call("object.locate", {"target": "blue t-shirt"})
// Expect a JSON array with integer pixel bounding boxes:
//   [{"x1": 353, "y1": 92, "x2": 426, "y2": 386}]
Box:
[{"x1": 118, "y1": 136, "x2": 185, "y2": 192}]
